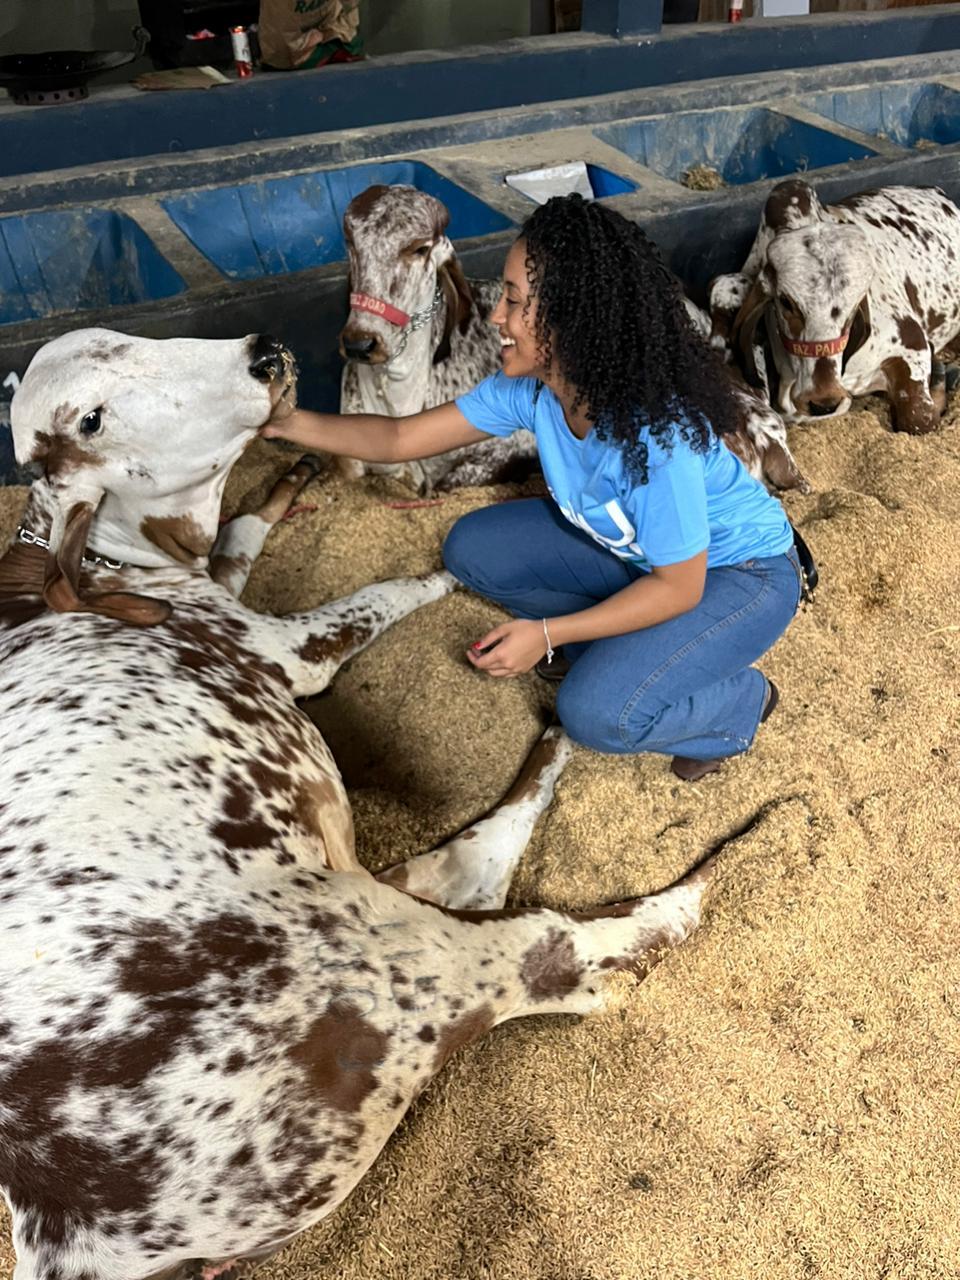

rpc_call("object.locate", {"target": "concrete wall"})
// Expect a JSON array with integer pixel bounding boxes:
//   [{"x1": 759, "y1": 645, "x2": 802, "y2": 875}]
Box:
[
  {"x1": 0, "y1": 1, "x2": 530, "y2": 57},
  {"x1": 0, "y1": 0, "x2": 141, "y2": 53}
]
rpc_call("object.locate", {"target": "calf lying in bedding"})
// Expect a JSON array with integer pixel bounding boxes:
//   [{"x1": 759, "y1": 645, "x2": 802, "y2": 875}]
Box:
[
  {"x1": 716, "y1": 177, "x2": 960, "y2": 433},
  {"x1": 0, "y1": 328, "x2": 713, "y2": 1280}
]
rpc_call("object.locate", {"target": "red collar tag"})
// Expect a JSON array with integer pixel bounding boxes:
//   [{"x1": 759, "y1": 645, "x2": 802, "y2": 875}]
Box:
[
  {"x1": 350, "y1": 292, "x2": 410, "y2": 328},
  {"x1": 781, "y1": 332, "x2": 849, "y2": 359}
]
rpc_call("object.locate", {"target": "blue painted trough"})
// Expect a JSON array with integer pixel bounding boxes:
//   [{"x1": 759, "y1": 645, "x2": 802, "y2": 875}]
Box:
[
  {"x1": 162, "y1": 161, "x2": 511, "y2": 282},
  {"x1": 0, "y1": 209, "x2": 185, "y2": 327}
]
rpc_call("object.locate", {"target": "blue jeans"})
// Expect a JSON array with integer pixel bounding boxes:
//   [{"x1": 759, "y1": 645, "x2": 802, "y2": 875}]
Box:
[{"x1": 443, "y1": 498, "x2": 803, "y2": 760}]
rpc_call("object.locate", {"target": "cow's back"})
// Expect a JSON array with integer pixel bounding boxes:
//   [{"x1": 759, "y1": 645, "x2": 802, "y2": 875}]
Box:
[{"x1": 0, "y1": 581, "x2": 379, "y2": 1278}]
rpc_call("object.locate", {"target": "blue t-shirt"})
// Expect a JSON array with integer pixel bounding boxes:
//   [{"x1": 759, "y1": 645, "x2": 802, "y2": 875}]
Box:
[{"x1": 455, "y1": 373, "x2": 793, "y2": 570}]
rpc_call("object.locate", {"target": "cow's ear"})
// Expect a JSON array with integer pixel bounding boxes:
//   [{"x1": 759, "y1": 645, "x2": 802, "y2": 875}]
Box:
[
  {"x1": 42, "y1": 499, "x2": 171, "y2": 627},
  {"x1": 844, "y1": 295, "x2": 871, "y2": 368},
  {"x1": 434, "y1": 257, "x2": 474, "y2": 365},
  {"x1": 730, "y1": 276, "x2": 770, "y2": 390}
]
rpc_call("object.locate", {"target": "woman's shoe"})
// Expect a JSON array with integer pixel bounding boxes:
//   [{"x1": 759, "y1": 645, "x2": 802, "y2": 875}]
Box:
[
  {"x1": 670, "y1": 754, "x2": 722, "y2": 781},
  {"x1": 760, "y1": 678, "x2": 779, "y2": 723},
  {"x1": 535, "y1": 647, "x2": 572, "y2": 682},
  {"x1": 670, "y1": 679, "x2": 779, "y2": 782}
]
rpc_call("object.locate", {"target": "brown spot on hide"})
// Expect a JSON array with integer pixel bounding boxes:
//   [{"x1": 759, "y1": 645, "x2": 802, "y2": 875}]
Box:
[
  {"x1": 298, "y1": 619, "x2": 372, "y2": 666},
  {"x1": 141, "y1": 513, "x2": 212, "y2": 564},
  {"x1": 247, "y1": 760, "x2": 292, "y2": 798},
  {"x1": 118, "y1": 914, "x2": 291, "y2": 1000},
  {"x1": 208, "y1": 552, "x2": 250, "y2": 588},
  {"x1": 764, "y1": 179, "x2": 815, "y2": 230},
  {"x1": 780, "y1": 307, "x2": 804, "y2": 341},
  {"x1": 520, "y1": 927, "x2": 584, "y2": 1001},
  {"x1": 896, "y1": 315, "x2": 927, "y2": 352},
  {"x1": 289, "y1": 998, "x2": 389, "y2": 1113},
  {"x1": 927, "y1": 307, "x2": 947, "y2": 333},
  {"x1": 432, "y1": 1004, "x2": 495, "y2": 1072},
  {"x1": 904, "y1": 277, "x2": 922, "y2": 316},
  {"x1": 211, "y1": 816, "x2": 278, "y2": 851},
  {"x1": 0, "y1": 917, "x2": 292, "y2": 1241},
  {"x1": 30, "y1": 430, "x2": 101, "y2": 476},
  {"x1": 881, "y1": 356, "x2": 940, "y2": 434},
  {"x1": 345, "y1": 184, "x2": 390, "y2": 224}
]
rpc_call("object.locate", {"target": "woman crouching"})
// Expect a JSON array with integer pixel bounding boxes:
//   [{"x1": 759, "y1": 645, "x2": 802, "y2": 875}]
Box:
[{"x1": 263, "y1": 194, "x2": 806, "y2": 780}]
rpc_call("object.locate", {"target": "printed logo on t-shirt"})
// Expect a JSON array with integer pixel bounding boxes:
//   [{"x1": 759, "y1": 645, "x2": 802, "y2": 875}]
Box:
[{"x1": 552, "y1": 492, "x2": 648, "y2": 564}]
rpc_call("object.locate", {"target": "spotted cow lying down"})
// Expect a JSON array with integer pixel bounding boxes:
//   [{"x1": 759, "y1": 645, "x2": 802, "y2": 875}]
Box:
[
  {"x1": 0, "y1": 329, "x2": 714, "y2": 1280},
  {"x1": 715, "y1": 178, "x2": 960, "y2": 434}
]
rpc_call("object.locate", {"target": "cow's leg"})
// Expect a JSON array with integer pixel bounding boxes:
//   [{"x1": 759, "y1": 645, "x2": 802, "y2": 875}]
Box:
[
  {"x1": 486, "y1": 853, "x2": 715, "y2": 1019},
  {"x1": 210, "y1": 455, "x2": 322, "y2": 597},
  {"x1": 268, "y1": 571, "x2": 457, "y2": 696},
  {"x1": 882, "y1": 352, "x2": 940, "y2": 434},
  {"x1": 377, "y1": 725, "x2": 574, "y2": 910},
  {"x1": 377, "y1": 852, "x2": 716, "y2": 1100}
]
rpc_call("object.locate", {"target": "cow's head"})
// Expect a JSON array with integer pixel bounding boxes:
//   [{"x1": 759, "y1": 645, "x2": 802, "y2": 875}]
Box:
[
  {"x1": 731, "y1": 180, "x2": 874, "y2": 420},
  {"x1": 10, "y1": 328, "x2": 296, "y2": 623},
  {"x1": 733, "y1": 225, "x2": 874, "y2": 420},
  {"x1": 339, "y1": 184, "x2": 473, "y2": 366}
]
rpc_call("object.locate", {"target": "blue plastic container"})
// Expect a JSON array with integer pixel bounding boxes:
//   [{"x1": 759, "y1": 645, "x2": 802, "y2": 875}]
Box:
[
  {"x1": 595, "y1": 106, "x2": 878, "y2": 187},
  {"x1": 0, "y1": 208, "x2": 186, "y2": 327},
  {"x1": 162, "y1": 159, "x2": 514, "y2": 281},
  {"x1": 799, "y1": 81, "x2": 960, "y2": 150}
]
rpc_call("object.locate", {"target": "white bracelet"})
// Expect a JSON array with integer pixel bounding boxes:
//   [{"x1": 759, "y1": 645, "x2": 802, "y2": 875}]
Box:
[{"x1": 542, "y1": 618, "x2": 555, "y2": 665}]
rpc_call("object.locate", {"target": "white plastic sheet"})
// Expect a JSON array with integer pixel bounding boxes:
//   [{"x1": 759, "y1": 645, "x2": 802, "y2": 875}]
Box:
[{"x1": 505, "y1": 160, "x2": 594, "y2": 204}]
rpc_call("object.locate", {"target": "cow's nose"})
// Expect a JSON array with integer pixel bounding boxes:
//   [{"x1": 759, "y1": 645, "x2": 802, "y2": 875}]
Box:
[
  {"x1": 342, "y1": 336, "x2": 377, "y2": 362},
  {"x1": 807, "y1": 399, "x2": 842, "y2": 417},
  {"x1": 249, "y1": 334, "x2": 285, "y2": 382}
]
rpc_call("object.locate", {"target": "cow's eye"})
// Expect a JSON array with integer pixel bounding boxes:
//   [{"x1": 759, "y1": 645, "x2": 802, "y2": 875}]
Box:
[
  {"x1": 778, "y1": 294, "x2": 797, "y2": 315},
  {"x1": 414, "y1": 244, "x2": 431, "y2": 257},
  {"x1": 79, "y1": 408, "x2": 102, "y2": 437}
]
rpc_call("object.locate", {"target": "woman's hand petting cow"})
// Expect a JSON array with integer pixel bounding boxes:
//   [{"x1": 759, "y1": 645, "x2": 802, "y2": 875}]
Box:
[{"x1": 262, "y1": 194, "x2": 811, "y2": 783}]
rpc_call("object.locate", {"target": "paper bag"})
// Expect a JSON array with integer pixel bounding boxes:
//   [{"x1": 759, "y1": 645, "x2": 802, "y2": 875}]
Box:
[{"x1": 259, "y1": 0, "x2": 361, "y2": 70}]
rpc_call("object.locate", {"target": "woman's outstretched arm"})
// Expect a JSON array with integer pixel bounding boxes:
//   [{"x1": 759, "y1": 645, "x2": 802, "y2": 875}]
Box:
[{"x1": 260, "y1": 401, "x2": 493, "y2": 463}]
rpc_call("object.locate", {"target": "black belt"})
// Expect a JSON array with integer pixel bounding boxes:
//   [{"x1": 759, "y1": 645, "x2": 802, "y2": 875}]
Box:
[{"x1": 790, "y1": 523, "x2": 819, "y2": 600}]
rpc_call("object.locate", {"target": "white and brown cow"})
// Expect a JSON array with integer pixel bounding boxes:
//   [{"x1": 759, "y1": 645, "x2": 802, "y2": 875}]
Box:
[
  {"x1": 723, "y1": 178, "x2": 960, "y2": 433},
  {"x1": 338, "y1": 184, "x2": 537, "y2": 492},
  {"x1": 0, "y1": 328, "x2": 713, "y2": 1280}
]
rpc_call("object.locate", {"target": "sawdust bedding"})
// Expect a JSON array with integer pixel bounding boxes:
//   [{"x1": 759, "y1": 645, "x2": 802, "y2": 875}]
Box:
[{"x1": 2, "y1": 395, "x2": 960, "y2": 1280}]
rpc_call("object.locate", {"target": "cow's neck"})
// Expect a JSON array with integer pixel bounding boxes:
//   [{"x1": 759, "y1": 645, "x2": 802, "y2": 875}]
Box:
[
  {"x1": 12, "y1": 476, "x2": 226, "y2": 573},
  {"x1": 94, "y1": 480, "x2": 226, "y2": 570},
  {"x1": 351, "y1": 296, "x2": 448, "y2": 418}
]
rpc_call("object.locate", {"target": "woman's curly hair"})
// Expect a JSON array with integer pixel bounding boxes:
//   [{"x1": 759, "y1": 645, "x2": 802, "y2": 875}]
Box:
[{"x1": 520, "y1": 194, "x2": 740, "y2": 484}]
